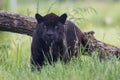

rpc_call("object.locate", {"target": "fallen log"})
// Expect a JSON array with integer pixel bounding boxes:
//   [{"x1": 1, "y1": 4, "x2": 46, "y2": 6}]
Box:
[
  {"x1": 0, "y1": 11, "x2": 120, "y2": 59},
  {"x1": 0, "y1": 11, "x2": 36, "y2": 36},
  {"x1": 84, "y1": 31, "x2": 120, "y2": 59}
]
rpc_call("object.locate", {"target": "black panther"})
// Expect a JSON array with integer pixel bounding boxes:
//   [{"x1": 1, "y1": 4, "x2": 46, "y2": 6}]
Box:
[{"x1": 31, "y1": 13, "x2": 88, "y2": 70}]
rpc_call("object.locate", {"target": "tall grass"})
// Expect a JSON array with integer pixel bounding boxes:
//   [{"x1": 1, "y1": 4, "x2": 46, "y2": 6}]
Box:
[{"x1": 0, "y1": 47, "x2": 120, "y2": 80}]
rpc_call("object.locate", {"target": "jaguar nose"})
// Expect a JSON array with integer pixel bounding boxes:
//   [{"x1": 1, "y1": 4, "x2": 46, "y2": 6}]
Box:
[
  {"x1": 47, "y1": 34, "x2": 53, "y2": 37},
  {"x1": 47, "y1": 33, "x2": 54, "y2": 39}
]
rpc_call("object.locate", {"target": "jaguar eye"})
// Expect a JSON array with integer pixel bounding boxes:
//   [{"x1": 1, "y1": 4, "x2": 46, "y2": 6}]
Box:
[
  {"x1": 55, "y1": 26, "x2": 59, "y2": 29},
  {"x1": 44, "y1": 25, "x2": 47, "y2": 29}
]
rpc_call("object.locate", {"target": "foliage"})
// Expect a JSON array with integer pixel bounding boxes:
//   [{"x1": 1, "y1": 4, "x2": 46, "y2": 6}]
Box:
[{"x1": 0, "y1": 43, "x2": 120, "y2": 80}]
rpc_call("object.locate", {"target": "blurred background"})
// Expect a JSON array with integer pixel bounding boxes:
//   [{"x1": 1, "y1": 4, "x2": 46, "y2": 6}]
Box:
[{"x1": 0, "y1": 0, "x2": 120, "y2": 59}]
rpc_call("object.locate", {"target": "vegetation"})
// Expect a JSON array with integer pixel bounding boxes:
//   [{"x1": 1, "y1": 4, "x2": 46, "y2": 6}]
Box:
[{"x1": 0, "y1": 0, "x2": 120, "y2": 80}]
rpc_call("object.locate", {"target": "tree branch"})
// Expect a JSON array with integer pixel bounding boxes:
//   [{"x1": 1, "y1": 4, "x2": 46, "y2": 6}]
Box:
[
  {"x1": 0, "y1": 11, "x2": 36, "y2": 36},
  {"x1": 84, "y1": 31, "x2": 120, "y2": 59}
]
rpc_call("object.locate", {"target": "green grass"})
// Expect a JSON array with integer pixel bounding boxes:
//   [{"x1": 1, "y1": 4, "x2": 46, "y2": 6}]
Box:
[
  {"x1": 0, "y1": 46, "x2": 120, "y2": 80},
  {"x1": 0, "y1": 1, "x2": 120, "y2": 80}
]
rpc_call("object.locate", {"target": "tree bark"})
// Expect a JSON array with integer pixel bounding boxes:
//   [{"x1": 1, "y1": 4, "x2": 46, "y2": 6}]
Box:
[
  {"x1": 0, "y1": 11, "x2": 36, "y2": 36},
  {"x1": 84, "y1": 31, "x2": 120, "y2": 59},
  {"x1": 0, "y1": 11, "x2": 120, "y2": 58}
]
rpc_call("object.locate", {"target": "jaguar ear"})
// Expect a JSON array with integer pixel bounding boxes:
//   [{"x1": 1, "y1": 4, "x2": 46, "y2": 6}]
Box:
[
  {"x1": 59, "y1": 13, "x2": 67, "y2": 24},
  {"x1": 35, "y1": 13, "x2": 43, "y2": 23}
]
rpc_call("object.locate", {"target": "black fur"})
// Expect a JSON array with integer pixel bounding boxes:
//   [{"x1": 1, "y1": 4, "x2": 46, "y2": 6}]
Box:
[{"x1": 31, "y1": 13, "x2": 88, "y2": 71}]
